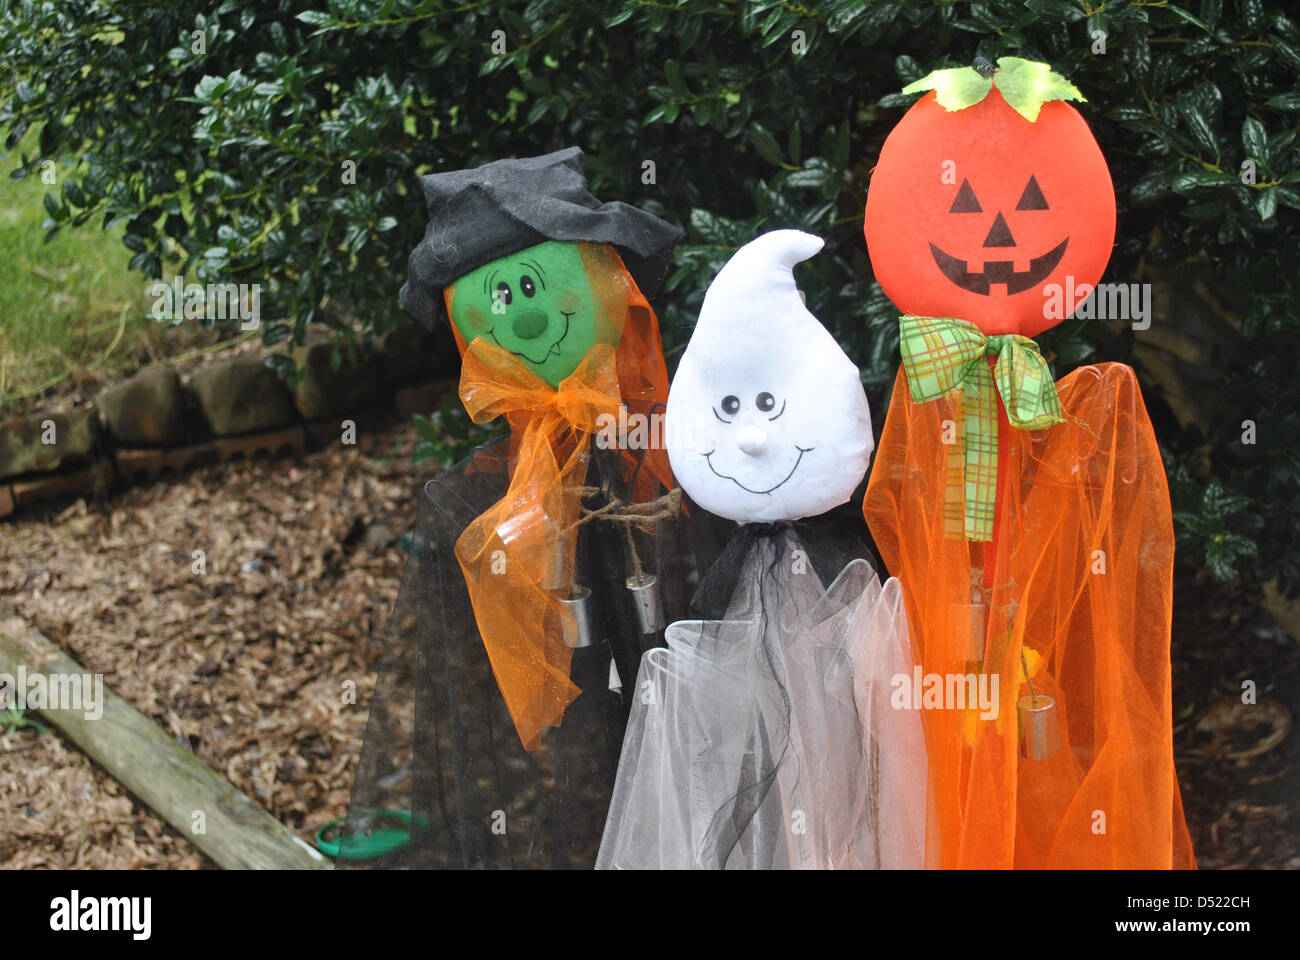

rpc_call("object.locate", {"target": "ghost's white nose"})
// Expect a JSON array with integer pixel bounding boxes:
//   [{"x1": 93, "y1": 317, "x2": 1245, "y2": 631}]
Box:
[{"x1": 736, "y1": 425, "x2": 767, "y2": 457}]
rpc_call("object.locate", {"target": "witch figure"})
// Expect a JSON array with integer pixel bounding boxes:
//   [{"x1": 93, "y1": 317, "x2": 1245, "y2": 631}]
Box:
[
  {"x1": 338, "y1": 148, "x2": 698, "y2": 868},
  {"x1": 596, "y1": 231, "x2": 928, "y2": 869}
]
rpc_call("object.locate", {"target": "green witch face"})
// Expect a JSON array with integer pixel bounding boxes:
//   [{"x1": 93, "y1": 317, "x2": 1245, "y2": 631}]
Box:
[{"x1": 446, "y1": 240, "x2": 628, "y2": 388}]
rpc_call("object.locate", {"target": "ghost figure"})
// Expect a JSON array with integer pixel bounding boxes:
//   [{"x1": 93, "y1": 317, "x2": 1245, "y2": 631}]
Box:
[
  {"x1": 597, "y1": 231, "x2": 927, "y2": 870},
  {"x1": 665, "y1": 230, "x2": 874, "y2": 522}
]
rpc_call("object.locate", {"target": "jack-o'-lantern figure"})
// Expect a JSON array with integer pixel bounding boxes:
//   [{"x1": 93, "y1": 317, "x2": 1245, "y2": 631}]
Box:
[
  {"x1": 865, "y1": 58, "x2": 1115, "y2": 337},
  {"x1": 861, "y1": 59, "x2": 1194, "y2": 871}
]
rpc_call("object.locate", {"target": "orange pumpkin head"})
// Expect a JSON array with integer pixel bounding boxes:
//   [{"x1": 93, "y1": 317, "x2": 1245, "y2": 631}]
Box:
[{"x1": 865, "y1": 60, "x2": 1115, "y2": 338}]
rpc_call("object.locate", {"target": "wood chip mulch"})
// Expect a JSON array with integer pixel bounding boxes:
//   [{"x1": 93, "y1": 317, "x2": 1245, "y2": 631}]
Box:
[
  {"x1": 1171, "y1": 569, "x2": 1300, "y2": 870},
  {"x1": 0, "y1": 417, "x2": 429, "y2": 868}
]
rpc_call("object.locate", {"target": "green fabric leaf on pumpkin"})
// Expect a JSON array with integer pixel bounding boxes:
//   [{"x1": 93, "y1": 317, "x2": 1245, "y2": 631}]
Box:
[
  {"x1": 901, "y1": 66, "x2": 993, "y2": 112},
  {"x1": 900, "y1": 58, "x2": 1085, "y2": 122},
  {"x1": 992, "y1": 57, "x2": 1086, "y2": 122}
]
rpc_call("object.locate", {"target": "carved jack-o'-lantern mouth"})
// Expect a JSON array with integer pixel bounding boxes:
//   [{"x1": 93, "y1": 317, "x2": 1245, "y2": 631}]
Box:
[
  {"x1": 928, "y1": 237, "x2": 1069, "y2": 295},
  {"x1": 926, "y1": 173, "x2": 1067, "y2": 296}
]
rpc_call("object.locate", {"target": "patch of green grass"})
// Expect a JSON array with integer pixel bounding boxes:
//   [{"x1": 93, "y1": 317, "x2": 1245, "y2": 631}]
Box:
[{"x1": 0, "y1": 127, "x2": 159, "y2": 412}]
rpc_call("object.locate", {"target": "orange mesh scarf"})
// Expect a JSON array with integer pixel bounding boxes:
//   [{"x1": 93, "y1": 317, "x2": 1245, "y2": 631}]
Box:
[
  {"x1": 443, "y1": 244, "x2": 673, "y2": 750},
  {"x1": 864, "y1": 362, "x2": 1195, "y2": 869}
]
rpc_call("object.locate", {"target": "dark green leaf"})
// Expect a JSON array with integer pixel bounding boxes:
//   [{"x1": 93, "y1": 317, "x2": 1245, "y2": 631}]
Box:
[
  {"x1": 1024, "y1": 0, "x2": 1085, "y2": 24},
  {"x1": 894, "y1": 55, "x2": 924, "y2": 84},
  {"x1": 1177, "y1": 96, "x2": 1218, "y2": 156},
  {"x1": 664, "y1": 60, "x2": 688, "y2": 98},
  {"x1": 1257, "y1": 187, "x2": 1278, "y2": 220},
  {"x1": 1165, "y1": 5, "x2": 1213, "y2": 34},
  {"x1": 296, "y1": 11, "x2": 334, "y2": 27},
  {"x1": 1242, "y1": 116, "x2": 1268, "y2": 162},
  {"x1": 748, "y1": 123, "x2": 784, "y2": 166},
  {"x1": 1266, "y1": 93, "x2": 1300, "y2": 112}
]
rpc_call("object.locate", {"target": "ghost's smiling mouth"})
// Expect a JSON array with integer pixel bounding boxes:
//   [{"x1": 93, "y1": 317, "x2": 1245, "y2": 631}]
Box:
[
  {"x1": 486, "y1": 311, "x2": 573, "y2": 365},
  {"x1": 703, "y1": 445, "x2": 813, "y2": 495},
  {"x1": 928, "y1": 238, "x2": 1068, "y2": 295}
]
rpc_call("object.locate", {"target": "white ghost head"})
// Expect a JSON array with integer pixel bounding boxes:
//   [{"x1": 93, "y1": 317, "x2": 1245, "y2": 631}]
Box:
[{"x1": 665, "y1": 230, "x2": 874, "y2": 524}]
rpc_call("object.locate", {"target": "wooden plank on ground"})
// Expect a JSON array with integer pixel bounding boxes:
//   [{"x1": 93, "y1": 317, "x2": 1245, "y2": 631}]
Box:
[{"x1": 0, "y1": 612, "x2": 331, "y2": 870}]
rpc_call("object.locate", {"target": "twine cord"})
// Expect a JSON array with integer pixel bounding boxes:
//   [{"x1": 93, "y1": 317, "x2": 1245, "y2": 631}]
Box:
[{"x1": 562, "y1": 484, "x2": 683, "y2": 582}]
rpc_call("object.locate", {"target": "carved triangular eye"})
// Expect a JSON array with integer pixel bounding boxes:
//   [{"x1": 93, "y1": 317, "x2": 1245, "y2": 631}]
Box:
[
  {"x1": 1016, "y1": 175, "x2": 1049, "y2": 210},
  {"x1": 949, "y1": 178, "x2": 982, "y2": 213}
]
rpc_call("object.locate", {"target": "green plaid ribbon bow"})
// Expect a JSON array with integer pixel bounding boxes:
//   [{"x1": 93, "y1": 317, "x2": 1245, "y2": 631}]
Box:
[{"x1": 898, "y1": 315, "x2": 1065, "y2": 542}]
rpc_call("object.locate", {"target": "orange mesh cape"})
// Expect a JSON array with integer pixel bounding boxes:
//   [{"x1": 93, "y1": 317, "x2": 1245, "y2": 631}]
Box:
[
  {"x1": 443, "y1": 244, "x2": 673, "y2": 750},
  {"x1": 864, "y1": 361, "x2": 1195, "y2": 868}
]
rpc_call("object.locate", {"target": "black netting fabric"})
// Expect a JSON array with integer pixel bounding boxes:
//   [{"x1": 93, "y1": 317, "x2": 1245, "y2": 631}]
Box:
[
  {"x1": 339, "y1": 437, "x2": 719, "y2": 868},
  {"x1": 596, "y1": 513, "x2": 928, "y2": 869}
]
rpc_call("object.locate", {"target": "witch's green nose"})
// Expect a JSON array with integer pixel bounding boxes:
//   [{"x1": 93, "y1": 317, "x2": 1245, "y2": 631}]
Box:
[{"x1": 511, "y1": 310, "x2": 549, "y2": 340}]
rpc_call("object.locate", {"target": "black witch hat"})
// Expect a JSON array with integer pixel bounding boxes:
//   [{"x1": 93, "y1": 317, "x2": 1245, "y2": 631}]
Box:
[{"x1": 400, "y1": 147, "x2": 683, "y2": 330}]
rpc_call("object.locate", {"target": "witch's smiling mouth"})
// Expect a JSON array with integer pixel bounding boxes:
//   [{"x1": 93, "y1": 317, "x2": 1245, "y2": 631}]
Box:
[
  {"x1": 929, "y1": 238, "x2": 1068, "y2": 295},
  {"x1": 703, "y1": 445, "x2": 813, "y2": 495},
  {"x1": 486, "y1": 311, "x2": 573, "y2": 365}
]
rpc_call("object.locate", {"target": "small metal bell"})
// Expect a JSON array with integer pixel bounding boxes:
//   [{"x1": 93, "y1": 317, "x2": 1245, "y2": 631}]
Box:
[
  {"x1": 557, "y1": 586, "x2": 595, "y2": 648},
  {"x1": 1018, "y1": 694, "x2": 1061, "y2": 760},
  {"x1": 540, "y1": 530, "x2": 571, "y2": 592},
  {"x1": 960, "y1": 601, "x2": 986, "y2": 662},
  {"x1": 495, "y1": 506, "x2": 572, "y2": 592},
  {"x1": 625, "y1": 573, "x2": 665, "y2": 634}
]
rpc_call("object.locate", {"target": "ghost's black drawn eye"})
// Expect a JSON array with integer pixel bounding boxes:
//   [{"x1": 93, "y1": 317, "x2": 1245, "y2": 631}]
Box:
[
  {"x1": 520, "y1": 275, "x2": 536, "y2": 298},
  {"x1": 756, "y1": 392, "x2": 786, "y2": 420},
  {"x1": 495, "y1": 281, "x2": 513, "y2": 306},
  {"x1": 714, "y1": 394, "x2": 743, "y2": 423}
]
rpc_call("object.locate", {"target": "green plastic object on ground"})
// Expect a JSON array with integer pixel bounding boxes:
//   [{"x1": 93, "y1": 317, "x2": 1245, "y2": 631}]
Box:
[{"x1": 316, "y1": 810, "x2": 428, "y2": 861}]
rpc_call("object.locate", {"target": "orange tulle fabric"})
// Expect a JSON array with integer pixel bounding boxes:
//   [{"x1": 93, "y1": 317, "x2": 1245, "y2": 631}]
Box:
[
  {"x1": 443, "y1": 246, "x2": 673, "y2": 750},
  {"x1": 864, "y1": 362, "x2": 1195, "y2": 869}
]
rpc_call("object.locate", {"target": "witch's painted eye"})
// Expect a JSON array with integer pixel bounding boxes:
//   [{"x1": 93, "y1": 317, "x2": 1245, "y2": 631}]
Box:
[
  {"x1": 721, "y1": 395, "x2": 741, "y2": 416},
  {"x1": 755, "y1": 392, "x2": 775, "y2": 412},
  {"x1": 495, "y1": 281, "x2": 513, "y2": 306},
  {"x1": 520, "y1": 275, "x2": 536, "y2": 298}
]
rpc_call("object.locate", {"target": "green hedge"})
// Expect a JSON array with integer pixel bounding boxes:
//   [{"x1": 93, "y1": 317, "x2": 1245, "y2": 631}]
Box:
[{"x1": 2, "y1": 0, "x2": 1297, "y2": 597}]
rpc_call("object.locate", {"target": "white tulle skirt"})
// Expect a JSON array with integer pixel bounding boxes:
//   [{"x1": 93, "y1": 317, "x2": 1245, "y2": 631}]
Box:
[{"x1": 597, "y1": 529, "x2": 926, "y2": 869}]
